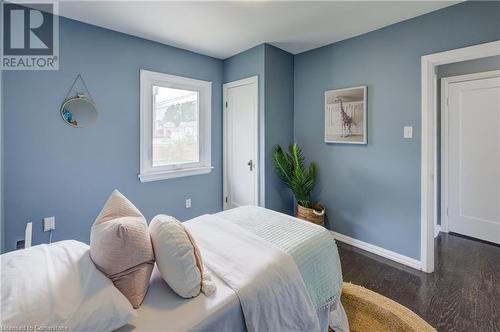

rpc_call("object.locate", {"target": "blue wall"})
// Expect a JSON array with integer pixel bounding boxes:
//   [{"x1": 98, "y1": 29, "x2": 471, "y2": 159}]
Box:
[
  {"x1": 2, "y1": 17, "x2": 223, "y2": 251},
  {"x1": 264, "y1": 45, "x2": 294, "y2": 214},
  {"x1": 4, "y1": 1, "x2": 499, "y2": 259},
  {"x1": 294, "y1": 1, "x2": 500, "y2": 259}
]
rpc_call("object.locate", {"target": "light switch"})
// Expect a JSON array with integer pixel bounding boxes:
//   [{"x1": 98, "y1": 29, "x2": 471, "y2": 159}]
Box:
[
  {"x1": 185, "y1": 198, "x2": 192, "y2": 209},
  {"x1": 404, "y1": 126, "x2": 413, "y2": 139}
]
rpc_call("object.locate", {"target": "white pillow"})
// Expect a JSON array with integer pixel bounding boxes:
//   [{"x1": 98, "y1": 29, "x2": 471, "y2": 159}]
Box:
[
  {"x1": 149, "y1": 215, "x2": 215, "y2": 298},
  {"x1": 0, "y1": 240, "x2": 136, "y2": 331}
]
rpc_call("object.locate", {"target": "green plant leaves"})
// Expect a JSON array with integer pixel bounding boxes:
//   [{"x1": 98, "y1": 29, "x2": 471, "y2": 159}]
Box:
[{"x1": 272, "y1": 143, "x2": 317, "y2": 208}]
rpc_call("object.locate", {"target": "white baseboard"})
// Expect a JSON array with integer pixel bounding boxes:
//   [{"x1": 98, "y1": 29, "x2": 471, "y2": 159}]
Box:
[
  {"x1": 434, "y1": 225, "x2": 441, "y2": 238},
  {"x1": 331, "y1": 231, "x2": 422, "y2": 271}
]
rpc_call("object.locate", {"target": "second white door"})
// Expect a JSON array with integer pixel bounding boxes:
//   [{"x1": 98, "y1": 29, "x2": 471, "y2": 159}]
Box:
[
  {"x1": 445, "y1": 74, "x2": 500, "y2": 244},
  {"x1": 223, "y1": 76, "x2": 259, "y2": 209}
]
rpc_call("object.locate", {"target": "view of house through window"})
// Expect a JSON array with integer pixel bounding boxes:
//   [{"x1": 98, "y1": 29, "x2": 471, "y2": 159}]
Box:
[{"x1": 152, "y1": 86, "x2": 199, "y2": 167}]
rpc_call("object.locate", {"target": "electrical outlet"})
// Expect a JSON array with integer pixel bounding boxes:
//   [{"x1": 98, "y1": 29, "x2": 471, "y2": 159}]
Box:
[
  {"x1": 44, "y1": 216, "x2": 55, "y2": 232},
  {"x1": 16, "y1": 240, "x2": 25, "y2": 250},
  {"x1": 185, "y1": 198, "x2": 192, "y2": 209}
]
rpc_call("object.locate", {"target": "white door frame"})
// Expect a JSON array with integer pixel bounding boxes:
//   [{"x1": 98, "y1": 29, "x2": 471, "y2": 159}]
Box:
[
  {"x1": 440, "y1": 70, "x2": 500, "y2": 234},
  {"x1": 421, "y1": 40, "x2": 500, "y2": 273},
  {"x1": 222, "y1": 76, "x2": 259, "y2": 210}
]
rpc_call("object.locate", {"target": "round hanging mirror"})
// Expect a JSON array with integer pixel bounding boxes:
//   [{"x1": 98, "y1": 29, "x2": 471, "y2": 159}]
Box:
[{"x1": 60, "y1": 94, "x2": 98, "y2": 128}]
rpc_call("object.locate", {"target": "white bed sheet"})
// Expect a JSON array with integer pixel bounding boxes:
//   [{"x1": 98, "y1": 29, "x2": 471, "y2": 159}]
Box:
[
  {"x1": 115, "y1": 266, "x2": 334, "y2": 332},
  {"x1": 115, "y1": 208, "x2": 344, "y2": 332}
]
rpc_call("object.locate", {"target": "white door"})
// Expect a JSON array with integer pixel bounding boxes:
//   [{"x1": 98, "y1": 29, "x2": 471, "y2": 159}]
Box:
[
  {"x1": 446, "y1": 75, "x2": 500, "y2": 244},
  {"x1": 223, "y1": 76, "x2": 259, "y2": 209}
]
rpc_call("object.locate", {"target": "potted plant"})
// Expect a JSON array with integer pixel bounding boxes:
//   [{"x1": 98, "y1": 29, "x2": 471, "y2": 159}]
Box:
[{"x1": 272, "y1": 143, "x2": 325, "y2": 226}]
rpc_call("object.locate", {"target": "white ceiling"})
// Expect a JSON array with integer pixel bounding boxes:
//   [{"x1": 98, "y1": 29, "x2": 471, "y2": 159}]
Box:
[{"x1": 58, "y1": 1, "x2": 459, "y2": 59}]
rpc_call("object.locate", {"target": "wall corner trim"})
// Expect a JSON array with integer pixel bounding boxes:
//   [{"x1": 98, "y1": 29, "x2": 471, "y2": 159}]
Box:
[{"x1": 331, "y1": 231, "x2": 422, "y2": 271}]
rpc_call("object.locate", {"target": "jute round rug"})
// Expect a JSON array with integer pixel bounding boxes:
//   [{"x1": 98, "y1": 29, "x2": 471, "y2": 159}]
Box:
[{"x1": 340, "y1": 283, "x2": 436, "y2": 332}]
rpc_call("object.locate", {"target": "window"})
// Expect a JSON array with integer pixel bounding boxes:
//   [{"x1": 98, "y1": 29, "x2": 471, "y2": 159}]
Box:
[{"x1": 139, "y1": 70, "x2": 212, "y2": 182}]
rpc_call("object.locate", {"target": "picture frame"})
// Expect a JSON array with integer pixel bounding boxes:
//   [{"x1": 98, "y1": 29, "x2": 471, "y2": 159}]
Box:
[{"x1": 324, "y1": 86, "x2": 367, "y2": 144}]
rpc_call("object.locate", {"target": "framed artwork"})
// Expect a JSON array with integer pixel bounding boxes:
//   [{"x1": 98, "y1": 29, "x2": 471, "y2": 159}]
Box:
[{"x1": 325, "y1": 86, "x2": 367, "y2": 144}]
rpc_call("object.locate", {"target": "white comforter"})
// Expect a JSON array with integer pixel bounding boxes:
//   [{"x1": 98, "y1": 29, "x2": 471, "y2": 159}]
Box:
[{"x1": 186, "y1": 214, "x2": 321, "y2": 332}]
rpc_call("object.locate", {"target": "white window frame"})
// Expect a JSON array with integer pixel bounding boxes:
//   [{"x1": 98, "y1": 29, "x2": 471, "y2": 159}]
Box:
[{"x1": 139, "y1": 69, "x2": 212, "y2": 182}]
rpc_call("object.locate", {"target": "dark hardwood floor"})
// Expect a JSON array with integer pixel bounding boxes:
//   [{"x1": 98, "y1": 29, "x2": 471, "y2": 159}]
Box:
[{"x1": 337, "y1": 233, "x2": 500, "y2": 332}]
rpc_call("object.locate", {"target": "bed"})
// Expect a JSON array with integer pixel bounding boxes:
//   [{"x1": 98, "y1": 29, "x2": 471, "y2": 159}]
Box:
[
  {"x1": 118, "y1": 206, "x2": 347, "y2": 332},
  {"x1": 1, "y1": 205, "x2": 346, "y2": 332}
]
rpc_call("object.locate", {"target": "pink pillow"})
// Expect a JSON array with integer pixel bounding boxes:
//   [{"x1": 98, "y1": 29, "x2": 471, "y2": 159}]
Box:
[{"x1": 90, "y1": 190, "x2": 154, "y2": 308}]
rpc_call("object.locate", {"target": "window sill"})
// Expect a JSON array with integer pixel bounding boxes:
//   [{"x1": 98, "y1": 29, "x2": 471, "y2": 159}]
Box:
[{"x1": 138, "y1": 166, "x2": 213, "y2": 182}]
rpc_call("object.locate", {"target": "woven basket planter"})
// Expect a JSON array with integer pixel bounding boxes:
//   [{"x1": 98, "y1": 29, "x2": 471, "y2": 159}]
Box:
[{"x1": 296, "y1": 203, "x2": 325, "y2": 227}]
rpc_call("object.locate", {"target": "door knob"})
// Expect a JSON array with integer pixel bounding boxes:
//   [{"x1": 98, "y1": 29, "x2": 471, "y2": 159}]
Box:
[{"x1": 247, "y1": 160, "x2": 254, "y2": 171}]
